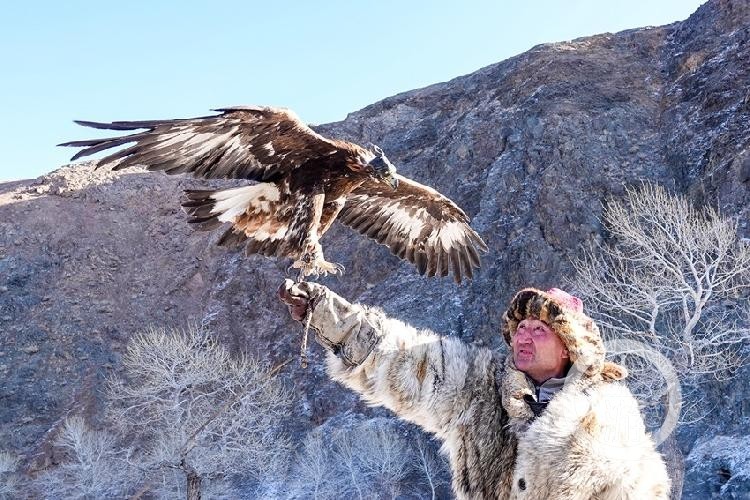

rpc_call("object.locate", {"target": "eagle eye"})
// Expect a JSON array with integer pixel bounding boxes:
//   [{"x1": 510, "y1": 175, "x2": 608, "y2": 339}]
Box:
[
  {"x1": 368, "y1": 153, "x2": 398, "y2": 189},
  {"x1": 369, "y1": 155, "x2": 388, "y2": 174}
]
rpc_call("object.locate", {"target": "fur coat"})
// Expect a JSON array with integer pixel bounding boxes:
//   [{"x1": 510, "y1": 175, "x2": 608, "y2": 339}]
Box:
[{"x1": 300, "y1": 284, "x2": 670, "y2": 499}]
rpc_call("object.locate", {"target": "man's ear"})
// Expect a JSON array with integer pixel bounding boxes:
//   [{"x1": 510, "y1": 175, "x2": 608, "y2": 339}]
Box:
[{"x1": 561, "y1": 349, "x2": 570, "y2": 359}]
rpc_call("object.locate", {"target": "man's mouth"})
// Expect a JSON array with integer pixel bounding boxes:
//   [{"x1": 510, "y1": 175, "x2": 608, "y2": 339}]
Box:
[{"x1": 517, "y1": 348, "x2": 534, "y2": 359}]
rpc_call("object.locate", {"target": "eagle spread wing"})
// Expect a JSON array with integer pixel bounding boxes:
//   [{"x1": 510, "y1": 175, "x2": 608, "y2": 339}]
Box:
[
  {"x1": 61, "y1": 105, "x2": 488, "y2": 282},
  {"x1": 339, "y1": 174, "x2": 488, "y2": 283},
  {"x1": 58, "y1": 106, "x2": 340, "y2": 181}
]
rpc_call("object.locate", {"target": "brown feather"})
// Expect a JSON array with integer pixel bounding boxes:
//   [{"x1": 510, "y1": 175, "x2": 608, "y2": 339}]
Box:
[
  {"x1": 61, "y1": 106, "x2": 354, "y2": 182},
  {"x1": 405, "y1": 244, "x2": 416, "y2": 264},
  {"x1": 339, "y1": 175, "x2": 487, "y2": 282},
  {"x1": 415, "y1": 250, "x2": 428, "y2": 276},
  {"x1": 425, "y1": 245, "x2": 438, "y2": 278},
  {"x1": 245, "y1": 239, "x2": 262, "y2": 256},
  {"x1": 466, "y1": 241, "x2": 481, "y2": 268},
  {"x1": 450, "y1": 247, "x2": 462, "y2": 284},
  {"x1": 460, "y1": 246, "x2": 474, "y2": 280}
]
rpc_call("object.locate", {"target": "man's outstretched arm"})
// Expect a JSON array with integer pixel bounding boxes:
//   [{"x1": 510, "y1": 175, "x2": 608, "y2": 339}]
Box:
[{"x1": 278, "y1": 280, "x2": 503, "y2": 437}]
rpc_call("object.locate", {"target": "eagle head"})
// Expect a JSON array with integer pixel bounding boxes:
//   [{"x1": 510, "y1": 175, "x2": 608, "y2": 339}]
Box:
[{"x1": 367, "y1": 145, "x2": 399, "y2": 190}]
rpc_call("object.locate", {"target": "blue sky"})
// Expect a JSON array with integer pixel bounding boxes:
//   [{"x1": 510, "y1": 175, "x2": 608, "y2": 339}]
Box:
[{"x1": 1, "y1": 1, "x2": 706, "y2": 181}]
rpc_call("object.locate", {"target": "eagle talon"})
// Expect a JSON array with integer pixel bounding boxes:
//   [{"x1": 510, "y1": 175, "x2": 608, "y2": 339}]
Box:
[
  {"x1": 290, "y1": 254, "x2": 345, "y2": 279},
  {"x1": 314, "y1": 260, "x2": 345, "y2": 277}
]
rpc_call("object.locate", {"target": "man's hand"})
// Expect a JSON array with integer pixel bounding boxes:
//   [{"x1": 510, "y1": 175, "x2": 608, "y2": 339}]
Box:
[{"x1": 278, "y1": 279, "x2": 319, "y2": 321}]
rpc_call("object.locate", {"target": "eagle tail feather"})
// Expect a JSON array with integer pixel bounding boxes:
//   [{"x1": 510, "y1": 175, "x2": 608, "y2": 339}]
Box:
[
  {"x1": 395, "y1": 242, "x2": 407, "y2": 260},
  {"x1": 259, "y1": 239, "x2": 277, "y2": 257},
  {"x1": 182, "y1": 185, "x2": 274, "y2": 220},
  {"x1": 181, "y1": 184, "x2": 289, "y2": 255},
  {"x1": 415, "y1": 251, "x2": 428, "y2": 275}
]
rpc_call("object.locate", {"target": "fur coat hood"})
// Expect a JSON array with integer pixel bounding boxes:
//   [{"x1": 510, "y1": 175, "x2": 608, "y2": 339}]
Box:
[{"x1": 501, "y1": 287, "x2": 627, "y2": 380}]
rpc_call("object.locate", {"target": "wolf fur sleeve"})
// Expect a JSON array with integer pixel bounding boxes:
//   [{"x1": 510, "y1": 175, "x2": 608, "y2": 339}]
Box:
[{"x1": 306, "y1": 285, "x2": 505, "y2": 438}]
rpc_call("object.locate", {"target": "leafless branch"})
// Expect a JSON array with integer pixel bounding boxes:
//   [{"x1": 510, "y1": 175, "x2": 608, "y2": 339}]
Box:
[{"x1": 571, "y1": 183, "x2": 750, "y2": 422}]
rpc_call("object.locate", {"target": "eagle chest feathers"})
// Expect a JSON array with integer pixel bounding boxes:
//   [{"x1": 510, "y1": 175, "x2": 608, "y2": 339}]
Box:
[{"x1": 60, "y1": 104, "x2": 488, "y2": 282}]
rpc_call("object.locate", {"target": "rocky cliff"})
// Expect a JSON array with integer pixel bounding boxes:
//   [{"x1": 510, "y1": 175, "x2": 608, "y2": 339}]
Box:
[{"x1": 2, "y1": 0, "x2": 749, "y2": 497}]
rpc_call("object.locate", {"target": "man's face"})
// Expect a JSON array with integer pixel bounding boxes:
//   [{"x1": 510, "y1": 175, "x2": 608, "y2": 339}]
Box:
[{"x1": 512, "y1": 318, "x2": 570, "y2": 384}]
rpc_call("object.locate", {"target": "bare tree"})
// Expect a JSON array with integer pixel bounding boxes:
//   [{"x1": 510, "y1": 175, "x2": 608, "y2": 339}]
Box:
[
  {"x1": 571, "y1": 183, "x2": 750, "y2": 422},
  {"x1": 0, "y1": 451, "x2": 20, "y2": 500},
  {"x1": 286, "y1": 418, "x2": 420, "y2": 500},
  {"x1": 414, "y1": 435, "x2": 451, "y2": 500},
  {"x1": 33, "y1": 416, "x2": 135, "y2": 499},
  {"x1": 107, "y1": 325, "x2": 293, "y2": 500},
  {"x1": 287, "y1": 428, "x2": 347, "y2": 500},
  {"x1": 335, "y1": 419, "x2": 412, "y2": 499},
  {"x1": 359, "y1": 420, "x2": 415, "y2": 498}
]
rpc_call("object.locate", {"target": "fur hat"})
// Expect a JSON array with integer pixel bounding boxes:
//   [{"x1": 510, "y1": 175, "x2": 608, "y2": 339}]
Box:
[{"x1": 502, "y1": 288, "x2": 627, "y2": 380}]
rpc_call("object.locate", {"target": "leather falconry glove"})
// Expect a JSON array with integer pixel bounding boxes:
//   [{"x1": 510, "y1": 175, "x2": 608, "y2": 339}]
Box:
[
  {"x1": 278, "y1": 279, "x2": 321, "y2": 322},
  {"x1": 279, "y1": 279, "x2": 327, "y2": 367},
  {"x1": 276, "y1": 278, "x2": 328, "y2": 326}
]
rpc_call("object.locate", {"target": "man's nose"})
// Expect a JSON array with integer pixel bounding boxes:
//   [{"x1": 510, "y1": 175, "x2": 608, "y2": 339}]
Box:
[{"x1": 516, "y1": 329, "x2": 532, "y2": 341}]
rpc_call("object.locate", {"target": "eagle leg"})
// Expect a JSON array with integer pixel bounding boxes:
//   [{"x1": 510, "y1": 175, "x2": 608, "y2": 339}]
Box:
[
  {"x1": 290, "y1": 247, "x2": 345, "y2": 281},
  {"x1": 286, "y1": 192, "x2": 345, "y2": 280}
]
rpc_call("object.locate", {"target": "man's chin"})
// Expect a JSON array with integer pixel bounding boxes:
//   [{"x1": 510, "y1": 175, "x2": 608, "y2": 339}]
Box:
[{"x1": 513, "y1": 357, "x2": 534, "y2": 371}]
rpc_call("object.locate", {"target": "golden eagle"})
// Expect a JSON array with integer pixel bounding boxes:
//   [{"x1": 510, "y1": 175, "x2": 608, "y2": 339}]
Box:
[{"x1": 60, "y1": 106, "x2": 487, "y2": 282}]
